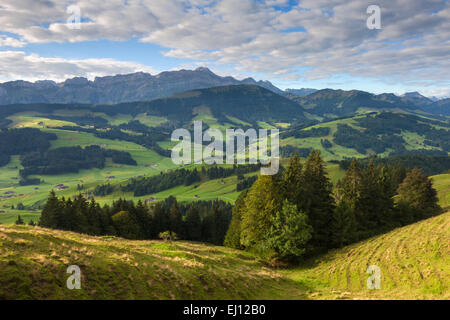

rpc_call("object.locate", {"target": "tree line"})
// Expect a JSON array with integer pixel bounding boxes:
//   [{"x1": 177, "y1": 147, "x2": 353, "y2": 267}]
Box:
[
  {"x1": 121, "y1": 164, "x2": 261, "y2": 197},
  {"x1": 19, "y1": 145, "x2": 136, "y2": 178},
  {"x1": 224, "y1": 150, "x2": 442, "y2": 263},
  {"x1": 0, "y1": 128, "x2": 57, "y2": 167},
  {"x1": 55, "y1": 120, "x2": 172, "y2": 158},
  {"x1": 236, "y1": 175, "x2": 257, "y2": 191},
  {"x1": 338, "y1": 154, "x2": 450, "y2": 176},
  {"x1": 39, "y1": 194, "x2": 232, "y2": 245}
]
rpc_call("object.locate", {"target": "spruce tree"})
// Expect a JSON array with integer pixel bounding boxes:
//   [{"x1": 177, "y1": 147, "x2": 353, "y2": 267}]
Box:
[
  {"x1": 72, "y1": 195, "x2": 90, "y2": 233},
  {"x1": 397, "y1": 168, "x2": 441, "y2": 220},
  {"x1": 281, "y1": 152, "x2": 304, "y2": 209},
  {"x1": 15, "y1": 215, "x2": 24, "y2": 225},
  {"x1": 240, "y1": 174, "x2": 283, "y2": 249},
  {"x1": 111, "y1": 210, "x2": 142, "y2": 239},
  {"x1": 301, "y1": 150, "x2": 335, "y2": 250},
  {"x1": 185, "y1": 205, "x2": 202, "y2": 241},
  {"x1": 330, "y1": 201, "x2": 356, "y2": 248},
  {"x1": 169, "y1": 201, "x2": 183, "y2": 237},
  {"x1": 39, "y1": 190, "x2": 61, "y2": 228},
  {"x1": 264, "y1": 200, "x2": 312, "y2": 261},
  {"x1": 336, "y1": 159, "x2": 361, "y2": 210},
  {"x1": 210, "y1": 203, "x2": 229, "y2": 245},
  {"x1": 224, "y1": 190, "x2": 247, "y2": 249}
]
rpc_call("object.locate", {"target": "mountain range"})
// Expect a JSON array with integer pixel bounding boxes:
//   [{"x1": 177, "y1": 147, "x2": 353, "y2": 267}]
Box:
[
  {"x1": 0, "y1": 67, "x2": 282, "y2": 105},
  {"x1": 290, "y1": 89, "x2": 450, "y2": 118},
  {"x1": 0, "y1": 68, "x2": 448, "y2": 118}
]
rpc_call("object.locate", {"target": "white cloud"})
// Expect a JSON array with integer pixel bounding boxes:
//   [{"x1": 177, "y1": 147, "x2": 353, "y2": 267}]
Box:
[
  {"x1": 0, "y1": 0, "x2": 448, "y2": 89},
  {"x1": 0, "y1": 51, "x2": 158, "y2": 82},
  {"x1": 0, "y1": 36, "x2": 26, "y2": 47}
]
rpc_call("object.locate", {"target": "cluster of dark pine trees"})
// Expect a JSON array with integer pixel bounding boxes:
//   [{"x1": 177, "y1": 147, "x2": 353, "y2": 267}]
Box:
[
  {"x1": 224, "y1": 150, "x2": 442, "y2": 262},
  {"x1": 236, "y1": 175, "x2": 257, "y2": 191},
  {"x1": 39, "y1": 194, "x2": 232, "y2": 245},
  {"x1": 121, "y1": 164, "x2": 261, "y2": 196},
  {"x1": 19, "y1": 145, "x2": 136, "y2": 178},
  {"x1": 0, "y1": 127, "x2": 57, "y2": 167}
]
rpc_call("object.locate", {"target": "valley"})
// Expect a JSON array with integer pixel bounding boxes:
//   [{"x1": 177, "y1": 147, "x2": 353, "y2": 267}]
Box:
[{"x1": 0, "y1": 71, "x2": 448, "y2": 301}]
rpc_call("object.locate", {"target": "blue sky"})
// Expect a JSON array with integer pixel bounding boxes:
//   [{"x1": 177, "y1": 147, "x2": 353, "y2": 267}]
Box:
[{"x1": 0, "y1": 0, "x2": 449, "y2": 97}]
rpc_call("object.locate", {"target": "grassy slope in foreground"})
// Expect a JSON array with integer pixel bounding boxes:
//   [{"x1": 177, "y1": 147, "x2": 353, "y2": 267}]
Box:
[
  {"x1": 281, "y1": 211, "x2": 449, "y2": 300},
  {"x1": 0, "y1": 211, "x2": 448, "y2": 300},
  {"x1": 0, "y1": 225, "x2": 307, "y2": 300}
]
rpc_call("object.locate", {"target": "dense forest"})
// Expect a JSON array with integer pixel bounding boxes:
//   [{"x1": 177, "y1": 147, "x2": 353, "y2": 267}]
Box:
[
  {"x1": 333, "y1": 113, "x2": 450, "y2": 155},
  {"x1": 224, "y1": 150, "x2": 442, "y2": 262},
  {"x1": 334, "y1": 123, "x2": 406, "y2": 154},
  {"x1": 338, "y1": 154, "x2": 450, "y2": 176},
  {"x1": 280, "y1": 145, "x2": 312, "y2": 158},
  {"x1": 39, "y1": 194, "x2": 232, "y2": 245},
  {"x1": 282, "y1": 126, "x2": 330, "y2": 139},
  {"x1": 0, "y1": 128, "x2": 57, "y2": 166},
  {"x1": 121, "y1": 164, "x2": 261, "y2": 196},
  {"x1": 19, "y1": 145, "x2": 136, "y2": 178},
  {"x1": 55, "y1": 120, "x2": 172, "y2": 157},
  {"x1": 236, "y1": 175, "x2": 257, "y2": 191}
]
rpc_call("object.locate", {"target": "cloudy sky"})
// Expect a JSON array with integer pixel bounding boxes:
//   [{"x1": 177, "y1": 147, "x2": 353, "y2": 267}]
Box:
[{"x1": 0, "y1": 0, "x2": 449, "y2": 97}]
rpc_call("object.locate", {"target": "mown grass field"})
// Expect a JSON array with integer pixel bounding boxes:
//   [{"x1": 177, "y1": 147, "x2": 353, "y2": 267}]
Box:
[
  {"x1": 281, "y1": 211, "x2": 449, "y2": 300},
  {"x1": 432, "y1": 173, "x2": 450, "y2": 211},
  {"x1": 0, "y1": 225, "x2": 307, "y2": 300}
]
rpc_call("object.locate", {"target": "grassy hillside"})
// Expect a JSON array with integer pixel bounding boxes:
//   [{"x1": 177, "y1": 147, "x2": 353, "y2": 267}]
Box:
[
  {"x1": 432, "y1": 173, "x2": 450, "y2": 211},
  {"x1": 280, "y1": 112, "x2": 450, "y2": 161},
  {"x1": 0, "y1": 175, "x2": 448, "y2": 299},
  {"x1": 0, "y1": 225, "x2": 306, "y2": 300},
  {"x1": 281, "y1": 210, "x2": 449, "y2": 299},
  {"x1": 0, "y1": 210, "x2": 448, "y2": 299}
]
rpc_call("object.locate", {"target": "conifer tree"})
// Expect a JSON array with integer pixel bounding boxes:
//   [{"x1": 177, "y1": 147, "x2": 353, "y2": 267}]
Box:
[
  {"x1": 111, "y1": 210, "x2": 142, "y2": 239},
  {"x1": 264, "y1": 200, "x2": 312, "y2": 261},
  {"x1": 330, "y1": 201, "x2": 356, "y2": 248},
  {"x1": 301, "y1": 150, "x2": 335, "y2": 250},
  {"x1": 169, "y1": 201, "x2": 183, "y2": 237},
  {"x1": 39, "y1": 190, "x2": 61, "y2": 228},
  {"x1": 281, "y1": 152, "x2": 304, "y2": 208},
  {"x1": 397, "y1": 168, "x2": 441, "y2": 219},
  {"x1": 209, "y1": 203, "x2": 229, "y2": 245},
  {"x1": 15, "y1": 215, "x2": 24, "y2": 225},
  {"x1": 135, "y1": 200, "x2": 152, "y2": 238},
  {"x1": 240, "y1": 174, "x2": 283, "y2": 249},
  {"x1": 72, "y1": 195, "x2": 90, "y2": 233},
  {"x1": 185, "y1": 205, "x2": 202, "y2": 241},
  {"x1": 86, "y1": 198, "x2": 102, "y2": 235},
  {"x1": 224, "y1": 190, "x2": 247, "y2": 249},
  {"x1": 336, "y1": 159, "x2": 361, "y2": 210},
  {"x1": 151, "y1": 202, "x2": 169, "y2": 237}
]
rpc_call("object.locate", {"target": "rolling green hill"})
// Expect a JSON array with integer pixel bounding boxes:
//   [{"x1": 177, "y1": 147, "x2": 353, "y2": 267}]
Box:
[
  {"x1": 281, "y1": 112, "x2": 450, "y2": 161},
  {"x1": 1, "y1": 211, "x2": 448, "y2": 299},
  {"x1": 0, "y1": 174, "x2": 448, "y2": 299},
  {"x1": 289, "y1": 88, "x2": 449, "y2": 119},
  {"x1": 0, "y1": 224, "x2": 306, "y2": 299},
  {"x1": 280, "y1": 210, "x2": 449, "y2": 300},
  {"x1": 0, "y1": 86, "x2": 449, "y2": 226}
]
